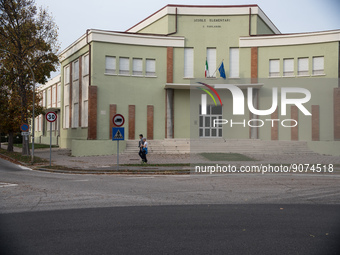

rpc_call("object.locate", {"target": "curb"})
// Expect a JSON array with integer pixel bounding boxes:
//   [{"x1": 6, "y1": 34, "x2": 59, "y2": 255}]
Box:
[{"x1": 35, "y1": 167, "x2": 191, "y2": 175}]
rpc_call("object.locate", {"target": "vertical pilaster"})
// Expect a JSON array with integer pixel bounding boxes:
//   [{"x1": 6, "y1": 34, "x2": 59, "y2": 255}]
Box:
[
  {"x1": 312, "y1": 105, "x2": 320, "y2": 141},
  {"x1": 109, "y1": 104, "x2": 117, "y2": 140},
  {"x1": 291, "y1": 105, "x2": 298, "y2": 141},
  {"x1": 334, "y1": 88, "x2": 340, "y2": 140},
  {"x1": 165, "y1": 89, "x2": 174, "y2": 138},
  {"x1": 88, "y1": 86, "x2": 97, "y2": 140},
  {"x1": 167, "y1": 47, "x2": 174, "y2": 83},
  {"x1": 271, "y1": 108, "x2": 279, "y2": 140},
  {"x1": 129, "y1": 105, "x2": 135, "y2": 140},
  {"x1": 147, "y1": 105, "x2": 154, "y2": 140}
]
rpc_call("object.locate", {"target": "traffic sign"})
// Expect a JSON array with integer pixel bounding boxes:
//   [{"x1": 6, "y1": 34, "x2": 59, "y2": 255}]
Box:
[
  {"x1": 20, "y1": 123, "x2": 29, "y2": 132},
  {"x1": 21, "y1": 132, "x2": 30, "y2": 136},
  {"x1": 46, "y1": 112, "x2": 57, "y2": 122},
  {"x1": 113, "y1": 114, "x2": 125, "y2": 127},
  {"x1": 112, "y1": 127, "x2": 125, "y2": 140}
]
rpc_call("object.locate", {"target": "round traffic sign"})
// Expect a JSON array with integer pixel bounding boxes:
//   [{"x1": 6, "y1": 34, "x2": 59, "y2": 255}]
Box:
[
  {"x1": 20, "y1": 123, "x2": 29, "y2": 132},
  {"x1": 113, "y1": 114, "x2": 125, "y2": 127},
  {"x1": 46, "y1": 112, "x2": 57, "y2": 122}
]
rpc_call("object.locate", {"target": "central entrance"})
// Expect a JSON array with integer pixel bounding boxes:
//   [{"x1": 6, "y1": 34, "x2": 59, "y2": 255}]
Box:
[{"x1": 199, "y1": 105, "x2": 222, "y2": 138}]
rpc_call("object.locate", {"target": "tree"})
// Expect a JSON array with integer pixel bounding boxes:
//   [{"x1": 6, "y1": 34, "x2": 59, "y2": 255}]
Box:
[{"x1": 0, "y1": 0, "x2": 59, "y2": 154}]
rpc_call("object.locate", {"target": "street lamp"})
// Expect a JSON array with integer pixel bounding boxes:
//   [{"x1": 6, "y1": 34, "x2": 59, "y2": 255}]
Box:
[{"x1": 0, "y1": 49, "x2": 36, "y2": 163}]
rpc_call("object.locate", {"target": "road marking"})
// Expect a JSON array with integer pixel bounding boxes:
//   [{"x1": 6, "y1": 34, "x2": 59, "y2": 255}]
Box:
[
  {"x1": 71, "y1": 180, "x2": 89, "y2": 182},
  {"x1": 0, "y1": 182, "x2": 18, "y2": 188},
  {"x1": 18, "y1": 165, "x2": 32, "y2": 171},
  {"x1": 126, "y1": 177, "x2": 155, "y2": 179}
]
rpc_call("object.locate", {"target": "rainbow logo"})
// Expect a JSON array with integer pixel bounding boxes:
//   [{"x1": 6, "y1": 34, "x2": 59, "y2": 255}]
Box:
[{"x1": 196, "y1": 82, "x2": 223, "y2": 106}]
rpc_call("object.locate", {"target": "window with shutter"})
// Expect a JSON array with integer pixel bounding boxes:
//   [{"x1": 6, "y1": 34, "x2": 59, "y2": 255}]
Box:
[
  {"x1": 184, "y1": 48, "x2": 194, "y2": 78},
  {"x1": 269, "y1": 59, "x2": 280, "y2": 77}
]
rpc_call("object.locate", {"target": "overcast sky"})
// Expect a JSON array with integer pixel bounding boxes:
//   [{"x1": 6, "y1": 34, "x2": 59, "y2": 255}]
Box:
[{"x1": 34, "y1": 0, "x2": 339, "y2": 77}]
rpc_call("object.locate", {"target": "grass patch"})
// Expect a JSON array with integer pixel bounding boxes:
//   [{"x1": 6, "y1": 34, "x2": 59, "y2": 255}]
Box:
[
  {"x1": 200, "y1": 153, "x2": 255, "y2": 161},
  {"x1": 13, "y1": 143, "x2": 59, "y2": 149},
  {"x1": 0, "y1": 148, "x2": 47, "y2": 164}
]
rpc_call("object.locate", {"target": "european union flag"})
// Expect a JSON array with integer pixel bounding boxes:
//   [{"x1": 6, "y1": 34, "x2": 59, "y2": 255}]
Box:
[{"x1": 218, "y1": 62, "x2": 226, "y2": 79}]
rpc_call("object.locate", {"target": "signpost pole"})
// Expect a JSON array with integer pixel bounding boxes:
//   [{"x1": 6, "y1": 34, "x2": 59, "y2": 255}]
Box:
[
  {"x1": 117, "y1": 140, "x2": 119, "y2": 171},
  {"x1": 50, "y1": 121, "x2": 52, "y2": 167}
]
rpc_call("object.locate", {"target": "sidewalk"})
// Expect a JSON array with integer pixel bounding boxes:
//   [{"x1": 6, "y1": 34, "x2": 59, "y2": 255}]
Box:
[{"x1": 2, "y1": 145, "x2": 340, "y2": 173}]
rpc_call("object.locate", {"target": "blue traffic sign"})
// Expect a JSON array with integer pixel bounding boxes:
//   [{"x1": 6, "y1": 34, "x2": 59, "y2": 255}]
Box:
[
  {"x1": 20, "y1": 123, "x2": 29, "y2": 132},
  {"x1": 112, "y1": 127, "x2": 125, "y2": 141}
]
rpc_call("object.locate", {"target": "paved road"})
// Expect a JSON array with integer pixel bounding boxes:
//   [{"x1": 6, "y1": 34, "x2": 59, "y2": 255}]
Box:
[{"x1": 1, "y1": 158, "x2": 340, "y2": 254}]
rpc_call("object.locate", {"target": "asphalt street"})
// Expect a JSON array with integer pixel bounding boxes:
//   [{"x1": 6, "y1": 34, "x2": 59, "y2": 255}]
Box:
[{"x1": 1, "y1": 158, "x2": 340, "y2": 254}]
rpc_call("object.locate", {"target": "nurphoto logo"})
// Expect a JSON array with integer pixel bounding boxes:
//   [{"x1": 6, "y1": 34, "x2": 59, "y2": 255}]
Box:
[{"x1": 199, "y1": 83, "x2": 311, "y2": 128}]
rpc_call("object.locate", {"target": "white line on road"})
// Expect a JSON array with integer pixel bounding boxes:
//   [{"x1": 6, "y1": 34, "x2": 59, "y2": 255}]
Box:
[{"x1": 0, "y1": 182, "x2": 18, "y2": 188}]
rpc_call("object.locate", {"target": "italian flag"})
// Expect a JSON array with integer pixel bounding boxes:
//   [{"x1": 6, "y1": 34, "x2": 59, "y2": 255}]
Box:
[{"x1": 205, "y1": 59, "x2": 208, "y2": 77}]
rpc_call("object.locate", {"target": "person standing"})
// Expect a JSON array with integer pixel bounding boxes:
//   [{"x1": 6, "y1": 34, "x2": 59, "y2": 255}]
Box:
[
  {"x1": 138, "y1": 134, "x2": 144, "y2": 162},
  {"x1": 141, "y1": 137, "x2": 148, "y2": 163}
]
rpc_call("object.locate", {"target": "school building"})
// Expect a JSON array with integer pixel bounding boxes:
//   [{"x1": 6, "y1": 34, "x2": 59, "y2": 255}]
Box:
[{"x1": 35, "y1": 4, "x2": 340, "y2": 156}]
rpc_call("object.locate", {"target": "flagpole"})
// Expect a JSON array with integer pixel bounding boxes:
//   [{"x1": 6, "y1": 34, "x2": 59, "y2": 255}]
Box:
[{"x1": 211, "y1": 59, "x2": 224, "y2": 77}]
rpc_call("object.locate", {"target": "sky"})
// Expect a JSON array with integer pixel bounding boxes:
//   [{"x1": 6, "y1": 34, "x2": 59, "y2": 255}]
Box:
[{"x1": 34, "y1": 0, "x2": 340, "y2": 77}]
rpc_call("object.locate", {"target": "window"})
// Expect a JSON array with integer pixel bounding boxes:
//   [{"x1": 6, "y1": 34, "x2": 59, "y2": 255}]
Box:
[
  {"x1": 83, "y1": 101, "x2": 88, "y2": 127},
  {"x1": 199, "y1": 105, "x2": 222, "y2": 138},
  {"x1": 298, "y1": 58, "x2": 309, "y2": 76},
  {"x1": 184, "y1": 48, "x2": 194, "y2": 78},
  {"x1": 283, "y1": 58, "x2": 294, "y2": 77},
  {"x1": 146, "y1": 59, "x2": 156, "y2": 76},
  {"x1": 64, "y1": 65, "x2": 70, "y2": 84},
  {"x1": 269, "y1": 59, "x2": 280, "y2": 77},
  {"x1": 206, "y1": 48, "x2": 216, "y2": 78},
  {"x1": 42, "y1": 91, "x2": 46, "y2": 107},
  {"x1": 82, "y1": 54, "x2": 89, "y2": 128},
  {"x1": 47, "y1": 88, "x2": 51, "y2": 108},
  {"x1": 73, "y1": 60, "x2": 79, "y2": 81},
  {"x1": 119, "y1": 57, "x2": 129, "y2": 75},
  {"x1": 52, "y1": 85, "x2": 56, "y2": 106},
  {"x1": 64, "y1": 65, "x2": 70, "y2": 129},
  {"x1": 313, "y1": 56, "x2": 324, "y2": 75},
  {"x1": 64, "y1": 105, "x2": 69, "y2": 128},
  {"x1": 83, "y1": 54, "x2": 89, "y2": 76},
  {"x1": 105, "y1": 56, "x2": 116, "y2": 74},
  {"x1": 72, "y1": 103, "x2": 79, "y2": 128},
  {"x1": 57, "y1": 84, "x2": 61, "y2": 107},
  {"x1": 229, "y1": 48, "x2": 239, "y2": 78},
  {"x1": 132, "y1": 58, "x2": 143, "y2": 76}
]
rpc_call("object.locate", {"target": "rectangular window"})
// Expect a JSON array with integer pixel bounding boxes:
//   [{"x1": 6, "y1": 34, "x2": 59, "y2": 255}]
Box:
[
  {"x1": 313, "y1": 56, "x2": 324, "y2": 75},
  {"x1": 132, "y1": 58, "x2": 143, "y2": 76},
  {"x1": 146, "y1": 59, "x2": 156, "y2": 76},
  {"x1": 73, "y1": 60, "x2": 79, "y2": 81},
  {"x1": 47, "y1": 88, "x2": 51, "y2": 108},
  {"x1": 269, "y1": 59, "x2": 280, "y2": 77},
  {"x1": 119, "y1": 57, "x2": 129, "y2": 75},
  {"x1": 83, "y1": 100, "x2": 88, "y2": 127},
  {"x1": 83, "y1": 54, "x2": 89, "y2": 76},
  {"x1": 229, "y1": 48, "x2": 239, "y2": 78},
  {"x1": 206, "y1": 48, "x2": 216, "y2": 78},
  {"x1": 52, "y1": 85, "x2": 56, "y2": 106},
  {"x1": 184, "y1": 48, "x2": 194, "y2": 78},
  {"x1": 57, "y1": 84, "x2": 61, "y2": 107},
  {"x1": 64, "y1": 65, "x2": 70, "y2": 84},
  {"x1": 64, "y1": 105, "x2": 69, "y2": 129},
  {"x1": 283, "y1": 58, "x2": 294, "y2": 77},
  {"x1": 105, "y1": 56, "x2": 116, "y2": 74},
  {"x1": 298, "y1": 58, "x2": 309, "y2": 76},
  {"x1": 42, "y1": 91, "x2": 46, "y2": 107},
  {"x1": 72, "y1": 103, "x2": 79, "y2": 128}
]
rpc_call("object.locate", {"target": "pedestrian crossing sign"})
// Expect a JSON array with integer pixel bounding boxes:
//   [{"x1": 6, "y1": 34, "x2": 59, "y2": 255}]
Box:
[{"x1": 112, "y1": 127, "x2": 125, "y2": 140}]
